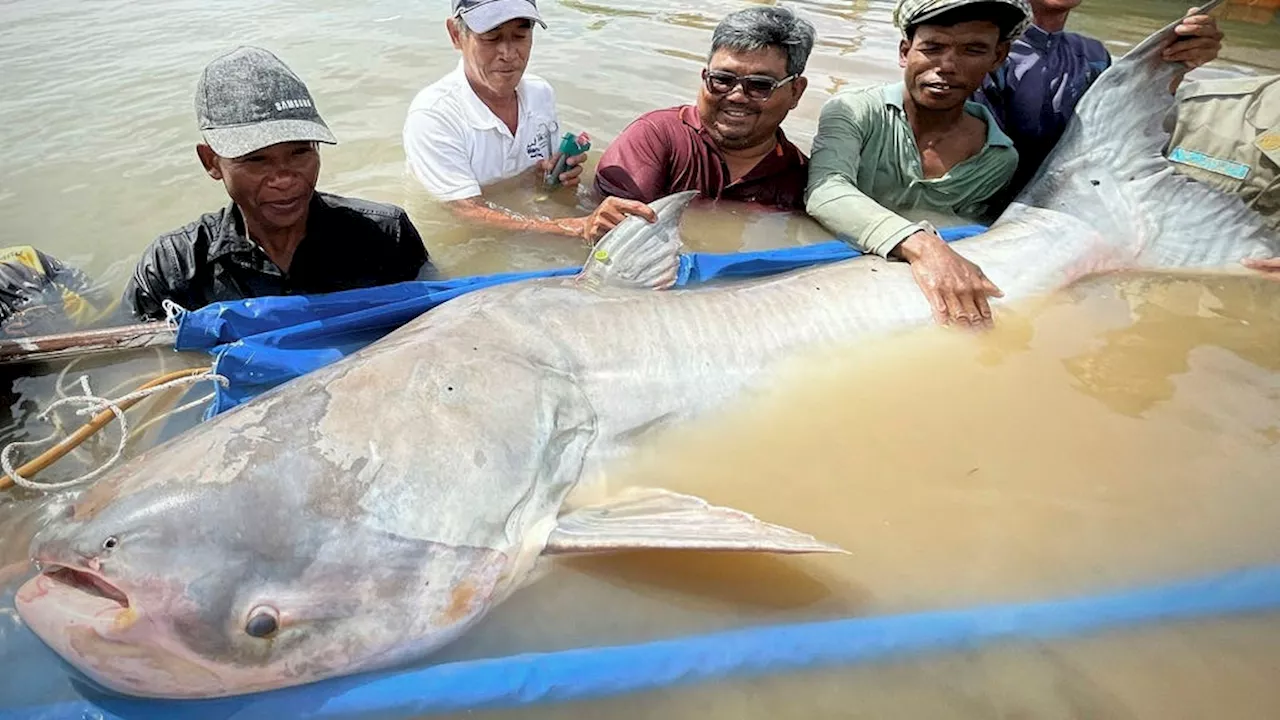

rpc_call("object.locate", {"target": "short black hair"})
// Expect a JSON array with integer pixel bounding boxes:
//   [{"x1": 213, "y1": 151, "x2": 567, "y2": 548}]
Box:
[
  {"x1": 905, "y1": 4, "x2": 1026, "y2": 42},
  {"x1": 710, "y1": 7, "x2": 817, "y2": 77}
]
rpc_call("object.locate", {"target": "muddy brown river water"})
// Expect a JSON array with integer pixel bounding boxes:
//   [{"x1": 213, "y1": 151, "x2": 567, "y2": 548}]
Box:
[{"x1": 0, "y1": 0, "x2": 1278, "y2": 717}]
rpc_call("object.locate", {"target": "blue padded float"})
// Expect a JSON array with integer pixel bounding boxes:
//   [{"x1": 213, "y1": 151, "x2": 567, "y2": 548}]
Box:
[{"x1": 7, "y1": 565, "x2": 1280, "y2": 720}]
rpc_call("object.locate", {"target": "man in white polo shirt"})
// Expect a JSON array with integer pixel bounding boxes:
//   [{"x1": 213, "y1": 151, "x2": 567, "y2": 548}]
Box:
[{"x1": 404, "y1": 0, "x2": 655, "y2": 243}]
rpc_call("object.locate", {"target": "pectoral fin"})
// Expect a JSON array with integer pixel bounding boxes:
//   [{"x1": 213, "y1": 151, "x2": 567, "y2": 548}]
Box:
[
  {"x1": 579, "y1": 191, "x2": 697, "y2": 291},
  {"x1": 545, "y1": 486, "x2": 846, "y2": 555}
]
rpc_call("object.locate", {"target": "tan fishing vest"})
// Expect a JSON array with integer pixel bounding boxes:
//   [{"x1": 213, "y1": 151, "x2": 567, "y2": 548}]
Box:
[{"x1": 1167, "y1": 74, "x2": 1280, "y2": 232}]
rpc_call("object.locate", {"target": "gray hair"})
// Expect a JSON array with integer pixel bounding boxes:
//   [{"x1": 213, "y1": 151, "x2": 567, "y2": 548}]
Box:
[{"x1": 709, "y1": 7, "x2": 817, "y2": 77}]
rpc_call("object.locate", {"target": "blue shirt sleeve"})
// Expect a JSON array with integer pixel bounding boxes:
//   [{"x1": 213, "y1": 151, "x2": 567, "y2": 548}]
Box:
[{"x1": 976, "y1": 27, "x2": 1113, "y2": 202}]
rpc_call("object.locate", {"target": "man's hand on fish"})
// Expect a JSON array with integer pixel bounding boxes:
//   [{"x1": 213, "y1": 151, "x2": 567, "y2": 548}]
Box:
[
  {"x1": 573, "y1": 196, "x2": 658, "y2": 244},
  {"x1": 1164, "y1": 7, "x2": 1223, "y2": 70},
  {"x1": 894, "y1": 230, "x2": 1004, "y2": 328},
  {"x1": 1243, "y1": 257, "x2": 1280, "y2": 280},
  {"x1": 539, "y1": 151, "x2": 589, "y2": 188},
  {"x1": 1163, "y1": 7, "x2": 1223, "y2": 94}
]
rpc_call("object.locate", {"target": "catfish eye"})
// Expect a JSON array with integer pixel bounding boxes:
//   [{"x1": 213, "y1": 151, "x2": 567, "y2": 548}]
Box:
[
  {"x1": 244, "y1": 607, "x2": 280, "y2": 638},
  {"x1": 102, "y1": 536, "x2": 119, "y2": 551}
]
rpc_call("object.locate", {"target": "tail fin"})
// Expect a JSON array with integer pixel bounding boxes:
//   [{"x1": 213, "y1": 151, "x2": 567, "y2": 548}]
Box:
[{"x1": 1012, "y1": 0, "x2": 1278, "y2": 269}]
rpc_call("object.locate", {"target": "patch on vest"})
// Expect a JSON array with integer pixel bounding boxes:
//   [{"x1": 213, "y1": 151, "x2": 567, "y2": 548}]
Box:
[
  {"x1": 1169, "y1": 147, "x2": 1251, "y2": 180},
  {"x1": 1257, "y1": 131, "x2": 1280, "y2": 153}
]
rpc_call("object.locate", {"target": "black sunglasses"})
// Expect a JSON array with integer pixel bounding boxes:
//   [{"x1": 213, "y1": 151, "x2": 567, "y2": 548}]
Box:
[{"x1": 702, "y1": 69, "x2": 798, "y2": 102}]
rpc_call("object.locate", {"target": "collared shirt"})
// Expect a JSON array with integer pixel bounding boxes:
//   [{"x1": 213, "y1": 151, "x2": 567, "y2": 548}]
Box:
[
  {"x1": 976, "y1": 24, "x2": 1112, "y2": 199},
  {"x1": 403, "y1": 60, "x2": 559, "y2": 201},
  {"x1": 805, "y1": 83, "x2": 1018, "y2": 257},
  {"x1": 1167, "y1": 74, "x2": 1280, "y2": 232},
  {"x1": 125, "y1": 192, "x2": 433, "y2": 321},
  {"x1": 592, "y1": 105, "x2": 809, "y2": 210}
]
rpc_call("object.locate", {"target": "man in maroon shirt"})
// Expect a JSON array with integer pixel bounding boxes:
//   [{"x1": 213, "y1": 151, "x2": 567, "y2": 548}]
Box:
[{"x1": 593, "y1": 6, "x2": 815, "y2": 210}]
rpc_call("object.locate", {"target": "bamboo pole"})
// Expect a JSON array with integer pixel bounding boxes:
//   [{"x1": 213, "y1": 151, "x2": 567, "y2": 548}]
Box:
[{"x1": 0, "y1": 323, "x2": 177, "y2": 366}]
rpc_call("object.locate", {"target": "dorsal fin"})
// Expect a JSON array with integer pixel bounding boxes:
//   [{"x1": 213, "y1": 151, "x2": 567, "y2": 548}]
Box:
[
  {"x1": 1010, "y1": 0, "x2": 1278, "y2": 269},
  {"x1": 579, "y1": 190, "x2": 698, "y2": 291}
]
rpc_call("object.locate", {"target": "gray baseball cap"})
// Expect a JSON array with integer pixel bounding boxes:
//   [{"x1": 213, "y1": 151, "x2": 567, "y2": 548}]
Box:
[
  {"x1": 451, "y1": 0, "x2": 546, "y2": 34},
  {"x1": 195, "y1": 46, "x2": 337, "y2": 159}
]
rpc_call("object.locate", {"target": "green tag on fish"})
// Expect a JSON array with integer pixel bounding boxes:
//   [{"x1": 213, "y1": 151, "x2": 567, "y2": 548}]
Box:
[{"x1": 1169, "y1": 146, "x2": 1251, "y2": 181}]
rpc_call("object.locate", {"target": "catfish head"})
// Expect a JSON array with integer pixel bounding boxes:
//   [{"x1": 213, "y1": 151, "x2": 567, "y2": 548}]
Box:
[
  {"x1": 14, "y1": 451, "x2": 504, "y2": 699},
  {"x1": 14, "y1": 332, "x2": 596, "y2": 699}
]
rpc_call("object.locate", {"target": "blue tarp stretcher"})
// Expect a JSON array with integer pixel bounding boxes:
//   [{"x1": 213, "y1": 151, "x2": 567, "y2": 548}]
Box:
[
  {"x1": 172, "y1": 232, "x2": 994, "y2": 414},
  {"x1": 11, "y1": 230, "x2": 1280, "y2": 719},
  {"x1": 8, "y1": 565, "x2": 1280, "y2": 720}
]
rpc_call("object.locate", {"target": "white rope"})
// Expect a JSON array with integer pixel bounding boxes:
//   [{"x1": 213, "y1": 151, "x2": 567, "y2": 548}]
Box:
[
  {"x1": 52, "y1": 367, "x2": 99, "y2": 463},
  {"x1": 129, "y1": 392, "x2": 215, "y2": 439},
  {"x1": 162, "y1": 299, "x2": 187, "y2": 331},
  {"x1": 95, "y1": 348, "x2": 175, "y2": 413},
  {"x1": 1, "y1": 371, "x2": 227, "y2": 492},
  {"x1": 2, "y1": 396, "x2": 126, "y2": 492},
  {"x1": 53, "y1": 355, "x2": 86, "y2": 399}
]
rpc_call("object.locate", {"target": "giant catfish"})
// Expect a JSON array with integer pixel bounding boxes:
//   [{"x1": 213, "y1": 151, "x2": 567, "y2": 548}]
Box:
[{"x1": 14, "y1": 0, "x2": 1278, "y2": 699}]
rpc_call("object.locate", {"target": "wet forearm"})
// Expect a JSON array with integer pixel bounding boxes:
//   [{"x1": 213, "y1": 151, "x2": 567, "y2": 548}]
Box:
[
  {"x1": 806, "y1": 93, "x2": 925, "y2": 258},
  {"x1": 806, "y1": 176, "x2": 923, "y2": 257},
  {"x1": 445, "y1": 198, "x2": 583, "y2": 240}
]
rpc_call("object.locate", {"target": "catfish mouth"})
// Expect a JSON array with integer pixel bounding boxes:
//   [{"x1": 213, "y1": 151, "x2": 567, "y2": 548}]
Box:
[{"x1": 40, "y1": 564, "x2": 130, "y2": 608}]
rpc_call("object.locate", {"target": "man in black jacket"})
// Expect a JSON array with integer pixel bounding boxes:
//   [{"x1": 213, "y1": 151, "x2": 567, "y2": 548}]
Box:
[{"x1": 126, "y1": 46, "x2": 435, "y2": 321}]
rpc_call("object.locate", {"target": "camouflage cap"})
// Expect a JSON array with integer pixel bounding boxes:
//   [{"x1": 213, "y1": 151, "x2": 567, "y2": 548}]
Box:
[{"x1": 893, "y1": 0, "x2": 1033, "y2": 41}]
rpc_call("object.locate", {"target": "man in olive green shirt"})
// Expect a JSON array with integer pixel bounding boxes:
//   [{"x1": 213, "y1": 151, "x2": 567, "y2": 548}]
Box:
[
  {"x1": 1163, "y1": 73, "x2": 1279, "y2": 280},
  {"x1": 806, "y1": 84, "x2": 1017, "y2": 257},
  {"x1": 1166, "y1": 73, "x2": 1278, "y2": 233},
  {"x1": 806, "y1": 0, "x2": 1031, "y2": 327},
  {"x1": 1167, "y1": 72, "x2": 1274, "y2": 280}
]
